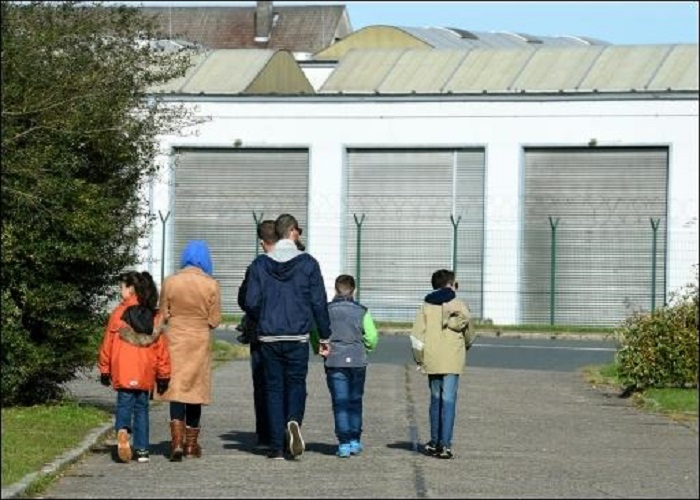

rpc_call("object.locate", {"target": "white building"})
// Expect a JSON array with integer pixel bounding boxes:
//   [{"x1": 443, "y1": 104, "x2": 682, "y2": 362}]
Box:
[{"x1": 145, "y1": 44, "x2": 699, "y2": 327}]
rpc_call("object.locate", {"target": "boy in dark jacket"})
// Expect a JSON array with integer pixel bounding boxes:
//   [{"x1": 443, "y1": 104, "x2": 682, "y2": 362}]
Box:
[{"x1": 237, "y1": 219, "x2": 278, "y2": 446}]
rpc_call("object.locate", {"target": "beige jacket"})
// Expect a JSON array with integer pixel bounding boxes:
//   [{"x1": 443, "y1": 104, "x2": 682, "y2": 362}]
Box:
[
  {"x1": 154, "y1": 266, "x2": 221, "y2": 405},
  {"x1": 411, "y1": 296, "x2": 474, "y2": 375}
]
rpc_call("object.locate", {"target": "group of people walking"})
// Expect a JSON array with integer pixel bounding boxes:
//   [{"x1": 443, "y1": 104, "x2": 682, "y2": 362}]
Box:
[{"x1": 97, "y1": 213, "x2": 475, "y2": 464}]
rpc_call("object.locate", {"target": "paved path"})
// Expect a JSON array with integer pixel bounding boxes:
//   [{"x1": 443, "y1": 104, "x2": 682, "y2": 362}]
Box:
[{"x1": 35, "y1": 359, "x2": 699, "y2": 498}]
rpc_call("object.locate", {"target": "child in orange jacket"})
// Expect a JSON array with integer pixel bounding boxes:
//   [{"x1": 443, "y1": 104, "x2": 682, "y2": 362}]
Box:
[{"x1": 98, "y1": 271, "x2": 171, "y2": 463}]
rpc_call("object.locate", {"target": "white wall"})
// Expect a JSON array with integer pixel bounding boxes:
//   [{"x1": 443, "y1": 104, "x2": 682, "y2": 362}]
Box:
[{"x1": 146, "y1": 97, "x2": 699, "y2": 324}]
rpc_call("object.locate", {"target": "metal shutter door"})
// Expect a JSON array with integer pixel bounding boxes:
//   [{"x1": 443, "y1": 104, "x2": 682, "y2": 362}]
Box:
[
  {"x1": 455, "y1": 150, "x2": 486, "y2": 319},
  {"x1": 345, "y1": 149, "x2": 485, "y2": 321},
  {"x1": 522, "y1": 147, "x2": 668, "y2": 327},
  {"x1": 172, "y1": 148, "x2": 309, "y2": 314}
]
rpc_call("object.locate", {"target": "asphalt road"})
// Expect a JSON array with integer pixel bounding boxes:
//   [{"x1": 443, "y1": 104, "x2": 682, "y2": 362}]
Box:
[{"x1": 214, "y1": 330, "x2": 616, "y2": 372}]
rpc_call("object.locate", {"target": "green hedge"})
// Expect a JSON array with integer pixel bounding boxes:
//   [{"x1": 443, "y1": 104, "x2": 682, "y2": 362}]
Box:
[{"x1": 614, "y1": 269, "x2": 698, "y2": 390}]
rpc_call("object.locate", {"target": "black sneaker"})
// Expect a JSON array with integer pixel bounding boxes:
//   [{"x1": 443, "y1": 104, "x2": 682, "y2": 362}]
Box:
[
  {"x1": 135, "y1": 449, "x2": 150, "y2": 463},
  {"x1": 266, "y1": 449, "x2": 285, "y2": 460},
  {"x1": 437, "y1": 447, "x2": 454, "y2": 459},
  {"x1": 423, "y1": 441, "x2": 441, "y2": 456}
]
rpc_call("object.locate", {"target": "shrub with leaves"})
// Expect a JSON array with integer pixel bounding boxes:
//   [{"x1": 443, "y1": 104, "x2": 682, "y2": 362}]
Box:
[
  {"x1": 1, "y1": 1, "x2": 194, "y2": 405},
  {"x1": 614, "y1": 266, "x2": 698, "y2": 391}
]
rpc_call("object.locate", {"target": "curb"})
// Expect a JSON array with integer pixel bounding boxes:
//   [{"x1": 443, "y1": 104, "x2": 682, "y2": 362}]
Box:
[{"x1": 1, "y1": 422, "x2": 113, "y2": 499}]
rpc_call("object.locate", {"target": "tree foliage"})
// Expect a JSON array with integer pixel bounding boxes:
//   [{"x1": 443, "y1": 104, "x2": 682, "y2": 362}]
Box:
[{"x1": 1, "y1": 1, "x2": 194, "y2": 405}]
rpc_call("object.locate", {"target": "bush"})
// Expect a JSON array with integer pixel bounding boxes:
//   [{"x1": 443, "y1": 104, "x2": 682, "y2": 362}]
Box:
[
  {"x1": 1, "y1": 2, "x2": 193, "y2": 406},
  {"x1": 614, "y1": 267, "x2": 698, "y2": 391}
]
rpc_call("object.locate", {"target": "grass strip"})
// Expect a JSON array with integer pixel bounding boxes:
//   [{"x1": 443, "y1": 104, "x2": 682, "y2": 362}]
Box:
[
  {"x1": 1, "y1": 401, "x2": 110, "y2": 487},
  {"x1": 581, "y1": 363, "x2": 698, "y2": 419}
]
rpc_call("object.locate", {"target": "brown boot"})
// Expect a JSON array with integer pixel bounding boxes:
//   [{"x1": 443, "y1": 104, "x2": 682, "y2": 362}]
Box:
[
  {"x1": 184, "y1": 427, "x2": 202, "y2": 458},
  {"x1": 170, "y1": 419, "x2": 185, "y2": 462}
]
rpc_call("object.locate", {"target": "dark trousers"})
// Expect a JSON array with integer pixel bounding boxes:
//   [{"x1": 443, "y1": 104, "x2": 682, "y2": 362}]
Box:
[
  {"x1": 260, "y1": 341, "x2": 310, "y2": 452},
  {"x1": 169, "y1": 402, "x2": 202, "y2": 428},
  {"x1": 250, "y1": 341, "x2": 269, "y2": 444}
]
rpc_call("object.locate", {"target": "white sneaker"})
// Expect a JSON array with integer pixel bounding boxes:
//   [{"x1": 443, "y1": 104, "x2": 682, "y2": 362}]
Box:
[{"x1": 287, "y1": 420, "x2": 305, "y2": 457}]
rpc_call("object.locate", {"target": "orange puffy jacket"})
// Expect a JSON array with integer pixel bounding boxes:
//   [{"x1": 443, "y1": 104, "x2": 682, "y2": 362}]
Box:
[{"x1": 98, "y1": 294, "x2": 171, "y2": 391}]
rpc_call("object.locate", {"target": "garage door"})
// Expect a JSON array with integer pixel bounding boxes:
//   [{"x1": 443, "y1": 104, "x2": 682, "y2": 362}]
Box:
[
  {"x1": 172, "y1": 148, "x2": 309, "y2": 314},
  {"x1": 522, "y1": 147, "x2": 668, "y2": 327},
  {"x1": 345, "y1": 148, "x2": 485, "y2": 321}
]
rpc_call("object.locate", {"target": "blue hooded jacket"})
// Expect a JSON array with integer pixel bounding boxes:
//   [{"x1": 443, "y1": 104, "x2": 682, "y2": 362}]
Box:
[{"x1": 244, "y1": 240, "x2": 331, "y2": 340}]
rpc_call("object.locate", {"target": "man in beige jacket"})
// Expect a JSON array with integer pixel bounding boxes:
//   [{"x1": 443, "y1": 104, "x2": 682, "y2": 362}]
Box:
[{"x1": 411, "y1": 269, "x2": 474, "y2": 460}]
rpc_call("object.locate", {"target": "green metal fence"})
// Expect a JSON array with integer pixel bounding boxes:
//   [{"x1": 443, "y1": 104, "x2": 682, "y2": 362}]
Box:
[{"x1": 163, "y1": 210, "x2": 682, "y2": 328}]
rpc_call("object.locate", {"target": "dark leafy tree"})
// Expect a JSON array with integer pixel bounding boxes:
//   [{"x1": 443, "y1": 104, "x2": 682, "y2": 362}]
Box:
[{"x1": 1, "y1": 1, "x2": 194, "y2": 405}]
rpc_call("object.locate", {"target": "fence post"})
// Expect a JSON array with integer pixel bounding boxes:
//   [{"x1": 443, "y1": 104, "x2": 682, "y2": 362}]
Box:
[
  {"x1": 450, "y1": 214, "x2": 462, "y2": 275},
  {"x1": 158, "y1": 210, "x2": 171, "y2": 286},
  {"x1": 650, "y1": 218, "x2": 660, "y2": 313},
  {"x1": 353, "y1": 213, "x2": 366, "y2": 302},
  {"x1": 252, "y1": 211, "x2": 264, "y2": 257},
  {"x1": 548, "y1": 216, "x2": 560, "y2": 325}
]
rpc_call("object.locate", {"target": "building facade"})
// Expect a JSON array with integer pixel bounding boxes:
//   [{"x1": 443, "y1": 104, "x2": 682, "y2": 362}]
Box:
[{"x1": 144, "y1": 45, "x2": 699, "y2": 327}]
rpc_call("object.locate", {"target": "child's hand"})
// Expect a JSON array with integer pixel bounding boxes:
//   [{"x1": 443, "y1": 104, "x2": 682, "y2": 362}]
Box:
[{"x1": 100, "y1": 373, "x2": 111, "y2": 387}]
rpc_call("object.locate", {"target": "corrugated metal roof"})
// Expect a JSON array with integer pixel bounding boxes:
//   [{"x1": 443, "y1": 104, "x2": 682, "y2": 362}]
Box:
[
  {"x1": 399, "y1": 27, "x2": 608, "y2": 49},
  {"x1": 378, "y1": 50, "x2": 469, "y2": 93},
  {"x1": 319, "y1": 49, "x2": 404, "y2": 92},
  {"x1": 149, "y1": 49, "x2": 314, "y2": 94},
  {"x1": 314, "y1": 25, "x2": 609, "y2": 60},
  {"x1": 647, "y1": 44, "x2": 698, "y2": 90},
  {"x1": 398, "y1": 27, "x2": 474, "y2": 49},
  {"x1": 443, "y1": 49, "x2": 536, "y2": 92},
  {"x1": 147, "y1": 51, "x2": 211, "y2": 94},
  {"x1": 319, "y1": 44, "x2": 698, "y2": 94},
  {"x1": 577, "y1": 45, "x2": 674, "y2": 92},
  {"x1": 510, "y1": 46, "x2": 605, "y2": 92}
]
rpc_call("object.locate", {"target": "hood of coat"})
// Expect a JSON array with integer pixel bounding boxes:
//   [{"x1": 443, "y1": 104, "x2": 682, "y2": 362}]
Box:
[
  {"x1": 122, "y1": 305, "x2": 154, "y2": 335},
  {"x1": 267, "y1": 239, "x2": 303, "y2": 263},
  {"x1": 424, "y1": 287, "x2": 456, "y2": 305},
  {"x1": 118, "y1": 321, "x2": 164, "y2": 347},
  {"x1": 260, "y1": 241, "x2": 313, "y2": 282},
  {"x1": 118, "y1": 306, "x2": 164, "y2": 347}
]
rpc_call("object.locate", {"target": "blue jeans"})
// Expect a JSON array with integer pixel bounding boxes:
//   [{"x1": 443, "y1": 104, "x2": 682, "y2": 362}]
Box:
[
  {"x1": 115, "y1": 389, "x2": 150, "y2": 450},
  {"x1": 428, "y1": 374, "x2": 460, "y2": 448},
  {"x1": 325, "y1": 366, "x2": 366, "y2": 444},
  {"x1": 260, "y1": 341, "x2": 310, "y2": 451},
  {"x1": 250, "y1": 341, "x2": 269, "y2": 443}
]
